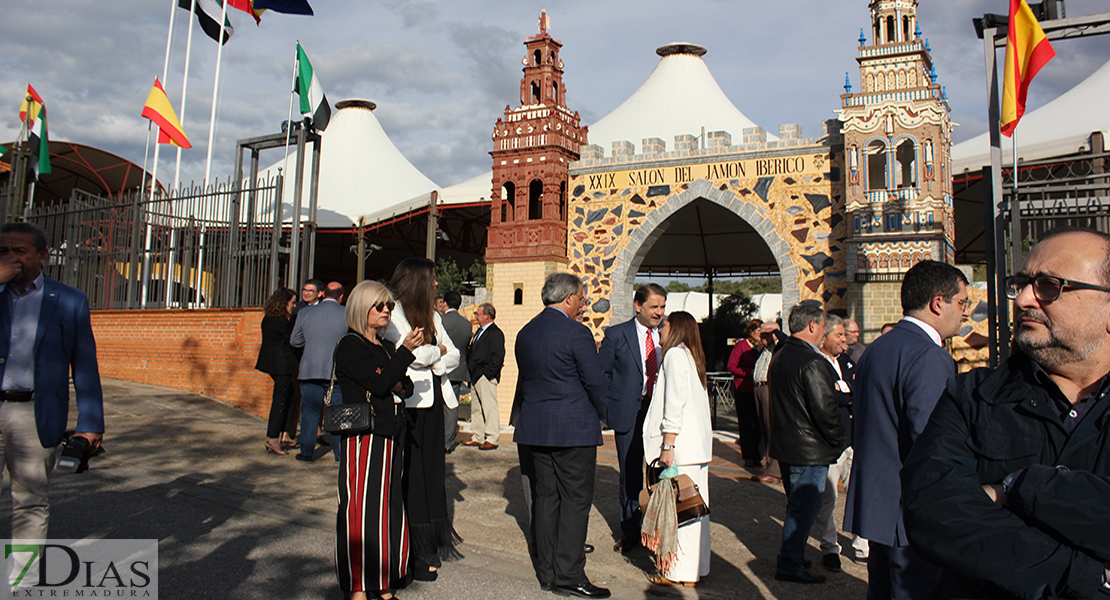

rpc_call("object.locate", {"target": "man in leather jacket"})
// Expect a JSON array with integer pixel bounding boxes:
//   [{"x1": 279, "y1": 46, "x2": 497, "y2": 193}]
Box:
[
  {"x1": 769, "y1": 303, "x2": 847, "y2": 584},
  {"x1": 903, "y1": 228, "x2": 1110, "y2": 599}
]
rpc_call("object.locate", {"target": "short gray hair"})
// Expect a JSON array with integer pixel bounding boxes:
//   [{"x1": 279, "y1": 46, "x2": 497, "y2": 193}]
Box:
[
  {"x1": 478, "y1": 302, "x2": 496, "y2": 319},
  {"x1": 788, "y1": 303, "x2": 826, "y2": 334},
  {"x1": 541, "y1": 273, "x2": 582, "y2": 306},
  {"x1": 824, "y1": 313, "x2": 844, "y2": 330}
]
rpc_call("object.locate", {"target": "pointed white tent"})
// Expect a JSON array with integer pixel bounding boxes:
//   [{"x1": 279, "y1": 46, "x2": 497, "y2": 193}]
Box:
[
  {"x1": 258, "y1": 99, "x2": 439, "y2": 228},
  {"x1": 586, "y1": 42, "x2": 776, "y2": 156},
  {"x1": 365, "y1": 43, "x2": 774, "y2": 225},
  {"x1": 952, "y1": 57, "x2": 1110, "y2": 174}
]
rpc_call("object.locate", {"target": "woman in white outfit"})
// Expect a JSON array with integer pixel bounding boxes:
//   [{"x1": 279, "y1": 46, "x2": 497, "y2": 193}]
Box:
[{"x1": 642, "y1": 310, "x2": 713, "y2": 587}]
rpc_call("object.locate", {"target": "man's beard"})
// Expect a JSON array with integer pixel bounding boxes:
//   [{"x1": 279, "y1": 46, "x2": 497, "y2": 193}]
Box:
[{"x1": 1014, "y1": 308, "x2": 1105, "y2": 369}]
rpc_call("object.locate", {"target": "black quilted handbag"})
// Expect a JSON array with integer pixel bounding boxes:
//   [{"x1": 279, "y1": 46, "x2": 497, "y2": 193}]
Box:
[{"x1": 320, "y1": 363, "x2": 374, "y2": 435}]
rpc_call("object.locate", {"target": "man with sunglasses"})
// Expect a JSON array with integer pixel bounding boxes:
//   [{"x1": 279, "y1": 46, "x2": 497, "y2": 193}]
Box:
[
  {"x1": 903, "y1": 228, "x2": 1110, "y2": 599},
  {"x1": 844, "y1": 260, "x2": 969, "y2": 598}
]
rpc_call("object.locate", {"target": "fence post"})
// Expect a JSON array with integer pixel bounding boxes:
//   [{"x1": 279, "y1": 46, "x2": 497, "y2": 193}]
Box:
[{"x1": 270, "y1": 173, "x2": 284, "y2": 292}]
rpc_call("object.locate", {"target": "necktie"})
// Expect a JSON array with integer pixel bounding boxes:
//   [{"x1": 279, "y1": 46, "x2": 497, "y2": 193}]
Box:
[{"x1": 645, "y1": 330, "x2": 658, "y2": 398}]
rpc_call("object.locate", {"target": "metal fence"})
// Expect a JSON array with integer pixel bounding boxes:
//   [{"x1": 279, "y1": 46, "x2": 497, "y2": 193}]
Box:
[{"x1": 27, "y1": 175, "x2": 285, "y2": 309}]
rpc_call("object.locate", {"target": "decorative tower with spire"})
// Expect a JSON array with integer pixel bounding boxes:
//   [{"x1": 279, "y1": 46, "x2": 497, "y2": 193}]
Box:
[
  {"x1": 839, "y1": 0, "x2": 955, "y2": 335},
  {"x1": 483, "y1": 12, "x2": 588, "y2": 427},
  {"x1": 486, "y1": 10, "x2": 587, "y2": 263}
]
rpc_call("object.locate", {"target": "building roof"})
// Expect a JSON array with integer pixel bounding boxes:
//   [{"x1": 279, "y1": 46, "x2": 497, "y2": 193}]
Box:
[
  {"x1": 260, "y1": 99, "x2": 439, "y2": 228},
  {"x1": 584, "y1": 42, "x2": 776, "y2": 156},
  {"x1": 952, "y1": 56, "x2": 1110, "y2": 174}
]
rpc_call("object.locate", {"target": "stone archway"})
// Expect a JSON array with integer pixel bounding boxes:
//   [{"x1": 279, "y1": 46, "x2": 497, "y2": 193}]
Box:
[{"x1": 608, "y1": 179, "x2": 801, "y2": 323}]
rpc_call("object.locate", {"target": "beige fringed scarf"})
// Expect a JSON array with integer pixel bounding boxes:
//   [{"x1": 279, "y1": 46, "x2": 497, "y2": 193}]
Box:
[{"x1": 641, "y1": 478, "x2": 679, "y2": 574}]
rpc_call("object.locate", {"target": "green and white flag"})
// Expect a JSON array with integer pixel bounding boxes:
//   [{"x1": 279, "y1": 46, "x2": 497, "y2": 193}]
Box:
[
  {"x1": 177, "y1": 0, "x2": 234, "y2": 45},
  {"x1": 29, "y1": 106, "x2": 50, "y2": 179},
  {"x1": 296, "y1": 43, "x2": 330, "y2": 131}
]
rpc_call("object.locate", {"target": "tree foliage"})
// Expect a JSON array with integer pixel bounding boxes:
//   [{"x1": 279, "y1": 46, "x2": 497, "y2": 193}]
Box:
[
  {"x1": 700, "y1": 290, "x2": 759, "y2": 370},
  {"x1": 664, "y1": 277, "x2": 781, "y2": 296},
  {"x1": 435, "y1": 256, "x2": 486, "y2": 294}
]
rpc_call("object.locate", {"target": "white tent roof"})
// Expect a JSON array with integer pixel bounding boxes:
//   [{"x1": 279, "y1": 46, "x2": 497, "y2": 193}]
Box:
[
  {"x1": 258, "y1": 99, "x2": 438, "y2": 228},
  {"x1": 586, "y1": 43, "x2": 776, "y2": 156},
  {"x1": 360, "y1": 170, "x2": 492, "y2": 226},
  {"x1": 365, "y1": 43, "x2": 775, "y2": 226},
  {"x1": 952, "y1": 57, "x2": 1110, "y2": 174}
]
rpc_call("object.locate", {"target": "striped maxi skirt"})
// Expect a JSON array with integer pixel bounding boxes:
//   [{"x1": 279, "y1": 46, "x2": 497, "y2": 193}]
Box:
[{"x1": 336, "y1": 430, "x2": 409, "y2": 594}]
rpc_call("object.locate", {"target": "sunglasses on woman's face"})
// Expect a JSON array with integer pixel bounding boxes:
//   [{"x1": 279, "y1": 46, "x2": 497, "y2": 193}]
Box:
[{"x1": 372, "y1": 301, "x2": 396, "y2": 312}]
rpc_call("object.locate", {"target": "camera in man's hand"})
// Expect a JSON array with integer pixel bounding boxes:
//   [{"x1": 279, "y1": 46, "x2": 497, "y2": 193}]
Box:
[{"x1": 57, "y1": 435, "x2": 102, "y2": 473}]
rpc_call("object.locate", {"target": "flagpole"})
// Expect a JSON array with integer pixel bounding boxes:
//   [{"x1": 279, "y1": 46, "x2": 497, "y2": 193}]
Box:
[
  {"x1": 280, "y1": 42, "x2": 298, "y2": 223},
  {"x1": 203, "y1": 0, "x2": 230, "y2": 187},
  {"x1": 173, "y1": 0, "x2": 198, "y2": 192}
]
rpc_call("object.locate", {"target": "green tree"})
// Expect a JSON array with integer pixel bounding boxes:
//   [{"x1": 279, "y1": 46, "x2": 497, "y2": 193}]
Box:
[
  {"x1": 435, "y1": 256, "x2": 465, "y2": 293},
  {"x1": 665, "y1": 280, "x2": 691, "y2": 292},
  {"x1": 467, "y1": 258, "x2": 487, "y2": 288},
  {"x1": 700, "y1": 291, "x2": 758, "y2": 369}
]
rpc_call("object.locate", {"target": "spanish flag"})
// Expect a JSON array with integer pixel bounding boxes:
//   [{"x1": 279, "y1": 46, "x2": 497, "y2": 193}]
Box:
[
  {"x1": 1001, "y1": 0, "x2": 1056, "y2": 137},
  {"x1": 141, "y1": 78, "x2": 192, "y2": 149},
  {"x1": 18, "y1": 84, "x2": 44, "y2": 128}
]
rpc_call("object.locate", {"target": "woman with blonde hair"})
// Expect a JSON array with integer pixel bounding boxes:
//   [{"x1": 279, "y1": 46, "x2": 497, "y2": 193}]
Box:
[
  {"x1": 335, "y1": 280, "x2": 422, "y2": 600},
  {"x1": 642, "y1": 311, "x2": 712, "y2": 587},
  {"x1": 383, "y1": 258, "x2": 462, "y2": 582}
]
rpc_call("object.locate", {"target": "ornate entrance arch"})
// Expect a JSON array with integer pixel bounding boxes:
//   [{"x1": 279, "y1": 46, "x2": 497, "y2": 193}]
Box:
[{"x1": 609, "y1": 179, "x2": 800, "y2": 323}]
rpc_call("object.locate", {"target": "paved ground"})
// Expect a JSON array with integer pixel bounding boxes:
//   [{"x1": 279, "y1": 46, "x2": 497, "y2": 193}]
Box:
[{"x1": 0, "y1": 379, "x2": 870, "y2": 599}]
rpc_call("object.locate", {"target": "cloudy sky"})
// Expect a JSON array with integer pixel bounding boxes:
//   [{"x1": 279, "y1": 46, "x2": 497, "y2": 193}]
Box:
[{"x1": 2, "y1": 0, "x2": 1108, "y2": 190}]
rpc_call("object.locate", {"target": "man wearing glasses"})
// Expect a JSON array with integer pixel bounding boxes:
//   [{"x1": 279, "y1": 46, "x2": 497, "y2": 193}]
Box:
[
  {"x1": 844, "y1": 260, "x2": 969, "y2": 597},
  {"x1": 903, "y1": 228, "x2": 1110, "y2": 598}
]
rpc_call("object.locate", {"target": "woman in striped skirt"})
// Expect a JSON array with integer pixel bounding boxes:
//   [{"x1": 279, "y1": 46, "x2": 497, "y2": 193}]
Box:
[{"x1": 335, "y1": 281, "x2": 423, "y2": 600}]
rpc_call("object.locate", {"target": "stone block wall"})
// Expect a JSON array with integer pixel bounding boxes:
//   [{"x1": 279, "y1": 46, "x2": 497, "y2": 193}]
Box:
[
  {"x1": 91, "y1": 308, "x2": 272, "y2": 419},
  {"x1": 844, "y1": 281, "x2": 902, "y2": 343}
]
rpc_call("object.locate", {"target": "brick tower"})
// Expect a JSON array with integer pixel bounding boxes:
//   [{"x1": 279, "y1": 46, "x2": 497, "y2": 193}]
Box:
[
  {"x1": 485, "y1": 11, "x2": 587, "y2": 424},
  {"x1": 840, "y1": 0, "x2": 954, "y2": 339}
]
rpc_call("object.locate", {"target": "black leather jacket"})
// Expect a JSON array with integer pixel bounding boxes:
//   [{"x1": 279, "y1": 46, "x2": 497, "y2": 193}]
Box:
[
  {"x1": 768, "y1": 337, "x2": 847, "y2": 466},
  {"x1": 903, "y1": 353, "x2": 1110, "y2": 599}
]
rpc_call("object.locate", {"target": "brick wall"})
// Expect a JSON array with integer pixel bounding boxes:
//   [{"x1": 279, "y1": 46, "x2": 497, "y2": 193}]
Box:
[{"x1": 90, "y1": 308, "x2": 272, "y2": 419}]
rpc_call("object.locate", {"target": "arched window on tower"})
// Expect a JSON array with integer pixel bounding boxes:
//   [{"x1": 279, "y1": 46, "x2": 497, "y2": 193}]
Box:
[
  {"x1": 502, "y1": 181, "x2": 516, "y2": 222},
  {"x1": 867, "y1": 140, "x2": 888, "y2": 190},
  {"x1": 552, "y1": 82, "x2": 559, "y2": 104},
  {"x1": 896, "y1": 139, "x2": 918, "y2": 188},
  {"x1": 531, "y1": 81, "x2": 541, "y2": 104},
  {"x1": 559, "y1": 181, "x2": 566, "y2": 221},
  {"x1": 529, "y1": 179, "x2": 544, "y2": 220},
  {"x1": 886, "y1": 16, "x2": 896, "y2": 43},
  {"x1": 874, "y1": 22, "x2": 881, "y2": 45},
  {"x1": 534, "y1": 49, "x2": 542, "y2": 66},
  {"x1": 903, "y1": 16, "x2": 911, "y2": 42}
]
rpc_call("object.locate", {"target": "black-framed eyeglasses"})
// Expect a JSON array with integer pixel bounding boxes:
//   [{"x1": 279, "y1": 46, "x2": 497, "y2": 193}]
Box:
[
  {"x1": 1005, "y1": 274, "x2": 1110, "y2": 302},
  {"x1": 372, "y1": 301, "x2": 396, "y2": 312}
]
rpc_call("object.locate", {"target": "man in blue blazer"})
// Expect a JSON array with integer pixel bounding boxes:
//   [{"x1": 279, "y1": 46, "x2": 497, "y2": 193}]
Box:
[
  {"x1": 598, "y1": 283, "x2": 666, "y2": 552},
  {"x1": 844, "y1": 260, "x2": 969, "y2": 599},
  {"x1": 0, "y1": 222, "x2": 103, "y2": 541},
  {"x1": 514, "y1": 273, "x2": 609, "y2": 599}
]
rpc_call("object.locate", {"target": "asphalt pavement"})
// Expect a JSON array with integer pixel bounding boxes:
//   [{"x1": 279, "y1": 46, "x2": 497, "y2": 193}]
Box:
[{"x1": 0, "y1": 379, "x2": 869, "y2": 599}]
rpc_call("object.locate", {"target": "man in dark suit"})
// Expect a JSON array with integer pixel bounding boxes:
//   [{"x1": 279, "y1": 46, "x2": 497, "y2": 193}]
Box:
[
  {"x1": 514, "y1": 273, "x2": 609, "y2": 599},
  {"x1": 769, "y1": 304, "x2": 846, "y2": 584},
  {"x1": 439, "y1": 291, "x2": 472, "y2": 453},
  {"x1": 844, "y1": 260, "x2": 969, "y2": 599},
  {"x1": 0, "y1": 222, "x2": 103, "y2": 541},
  {"x1": 464, "y1": 302, "x2": 504, "y2": 450},
  {"x1": 598, "y1": 283, "x2": 666, "y2": 552}
]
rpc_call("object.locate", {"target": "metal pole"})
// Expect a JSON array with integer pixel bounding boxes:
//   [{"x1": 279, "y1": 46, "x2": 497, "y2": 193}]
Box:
[
  {"x1": 288, "y1": 127, "x2": 306, "y2": 286},
  {"x1": 983, "y1": 26, "x2": 1010, "y2": 364},
  {"x1": 425, "y1": 190, "x2": 439, "y2": 260},
  {"x1": 305, "y1": 132, "x2": 321, "y2": 279},
  {"x1": 202, "y1": 0, "x2": 229, "y2": 186},
  {"x1": 356, "y1": 219, "x2": 365, "y2": 282},
  {"x1": 270, "y1": 173, "x2": 284, "y2": 291}
]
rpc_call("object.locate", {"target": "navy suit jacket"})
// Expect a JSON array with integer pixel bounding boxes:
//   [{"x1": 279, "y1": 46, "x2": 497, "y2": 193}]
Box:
[
  {"x1": 598, "y1": 318, "x2": 647, "y2": 434},
  {"x1": 512, "y1": 307, "x2": 607, "y2": 448},
  {"x1": 0, "y1": 276, "x2": 104, "y2": 448},
  {"x1": 844, "y1": 319, "x2": 955, "y2": 547}
]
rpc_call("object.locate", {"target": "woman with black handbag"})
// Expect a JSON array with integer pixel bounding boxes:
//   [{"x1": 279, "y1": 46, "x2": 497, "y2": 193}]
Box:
[
  {"x1": 335, "y1": 280, "x2": 422, "y2": 600},
  {"x1": 255, "y1": 288, "x2": 298, "y2": 455},
  {"x1": 642, "y1": 311, "x2": 713, "y2": 587}
]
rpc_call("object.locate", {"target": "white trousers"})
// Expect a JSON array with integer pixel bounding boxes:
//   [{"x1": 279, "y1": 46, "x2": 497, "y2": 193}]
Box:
[
  {"x1": 665, "y1": 463, "x2": 711, "y2": 582},
  {"x1": 815, "y1": 447, "x2": 869, "y2": 557}
]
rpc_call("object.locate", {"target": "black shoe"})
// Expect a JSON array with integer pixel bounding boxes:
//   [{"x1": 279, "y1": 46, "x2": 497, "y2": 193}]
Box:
[
  {"x1": 802, "y1": 557, "x2": 812, "y2": 569},
  {"x1": 850, "y1": 554, "x2": 869, "y2": 564},
  {"x1": 822, "y1": 553, "x2": 842, "y2": 572},
  {"x1": 539, "y1": 582, "x2": 555, "y2": 592},
  {"x1": 553, "y1": 582, "x2": 611, "y2": 598},
  {"x1": 584, "y1": 543, "x2": 594, "y2": 554},
  {"x1": 317, "y1": 436, "x2": 331, "y2": 447},
  {"x1": 615, "y1": 538, "x2": 642, "y2": 554},
  {"x1": 295, "y1": 454, "x2": 314, "y2": 462},
  {"x1": 774, "y1": 569, "x2": 826, "y2": 584}
]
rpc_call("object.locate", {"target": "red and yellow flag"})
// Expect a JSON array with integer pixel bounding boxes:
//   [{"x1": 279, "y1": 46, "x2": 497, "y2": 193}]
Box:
[
  {"x1": 18, "y1": 84, "x2": 44, "y2": 128},
  {"x1": 225, "y1": 0, "x2": 263, "y2": 24},
  {"x1": 141, "y1": 78, "x2": 192, "y2": 149},
  {"x1": 1001, "y1": 0, "x2": 1056, "y2": 137}
]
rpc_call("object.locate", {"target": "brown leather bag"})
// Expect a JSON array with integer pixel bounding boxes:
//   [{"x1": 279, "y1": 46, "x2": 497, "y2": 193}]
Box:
[{"x1": 639, "y1": 462, "x2": 710, "y2": 528}]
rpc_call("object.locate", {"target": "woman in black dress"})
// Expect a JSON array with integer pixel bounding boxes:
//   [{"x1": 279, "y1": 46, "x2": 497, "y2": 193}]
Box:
[
  {"x1": 384, "y1": 257, "x2": 462, "y2": 581},
  {"x1": 255, "y1": 288, "x2": 297, "y2": 455},
  {"x1": 335, "y1": 280, "x2": 423, "y2": 600}
]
